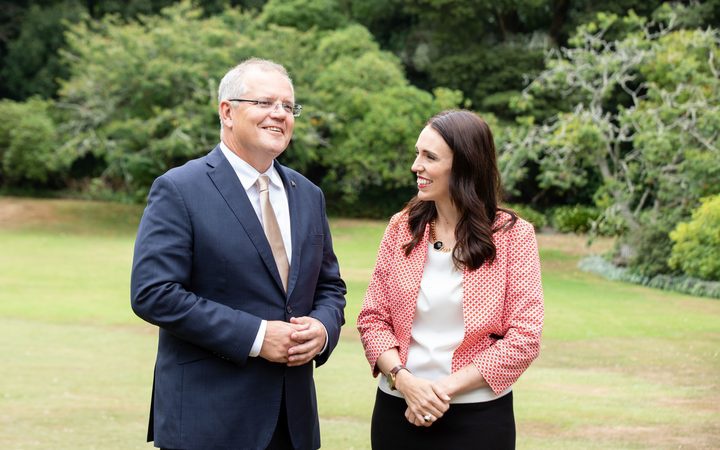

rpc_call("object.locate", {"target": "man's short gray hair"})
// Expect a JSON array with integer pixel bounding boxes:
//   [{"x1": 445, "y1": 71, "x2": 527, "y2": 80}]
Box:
[{"x1": 218, "y1": 58, "x2": 293, "y2": 103}]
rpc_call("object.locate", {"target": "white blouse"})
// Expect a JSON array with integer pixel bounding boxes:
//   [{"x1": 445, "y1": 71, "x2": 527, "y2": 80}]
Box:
[{"x1": 379, "y1": 244, "x2": 511, "y2": 403}]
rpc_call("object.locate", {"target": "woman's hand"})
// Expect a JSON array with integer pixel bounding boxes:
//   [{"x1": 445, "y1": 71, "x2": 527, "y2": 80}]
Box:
[
  {"x1": 434, "y1": 364, "x2": 489, "y2": 398},
  {"x1": 396, "y1": 370, "x2": 451, "y2": 427}
]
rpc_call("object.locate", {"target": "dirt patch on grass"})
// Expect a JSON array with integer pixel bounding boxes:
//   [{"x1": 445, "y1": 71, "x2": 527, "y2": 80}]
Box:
[
  {"x1": 576, "y1": 423, "x2": 720, "y2": 449},
  {"x1": 537, "y1": 232, "x2": 614, "y2": 256},
  {"x1": 0, "y1": 196, "x2": 143, "y2": 235},
  {"x1": 519, "y1": 420, "x2": 566, "y2": 438},
  {"x1": 0, "y1": 197, "x2": 62, "y2": 229},
  {"x1": 538, "y1": 336, "x2": 720, "y2": 389}
]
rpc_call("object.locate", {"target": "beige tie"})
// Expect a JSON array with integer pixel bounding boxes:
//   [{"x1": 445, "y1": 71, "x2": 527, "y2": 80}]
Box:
[{"x1": 257, "y1": 175, "x2": 289, "y2": 291}]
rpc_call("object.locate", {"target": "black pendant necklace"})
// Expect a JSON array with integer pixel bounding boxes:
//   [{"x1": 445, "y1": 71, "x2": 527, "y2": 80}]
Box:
[{"x1": 429, "y1": 220, "x2": 452, "y2": 253}]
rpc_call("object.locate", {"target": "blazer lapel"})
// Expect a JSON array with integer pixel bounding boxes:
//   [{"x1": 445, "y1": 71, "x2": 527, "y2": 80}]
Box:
[
  {"x1": 276, "y1": 162, "x2": 300, "y2": 298},
  {"x1": 205, "y1": 147, "x2": 286, "y2": 294},
  {"x1": 408, "y1": 224, "x2": 429, "y2": 288},
  {"x1": 398, "y1": 221, "x2": 428, "y2": 304}
]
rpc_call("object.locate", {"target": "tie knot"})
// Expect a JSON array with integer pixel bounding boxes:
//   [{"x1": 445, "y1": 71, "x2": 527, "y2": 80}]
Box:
[{"x1": 257, "y1": 175, "x2": 270, "y2": 192}]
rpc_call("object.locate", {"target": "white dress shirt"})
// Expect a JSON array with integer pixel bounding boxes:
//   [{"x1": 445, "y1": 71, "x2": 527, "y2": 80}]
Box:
[
  {"x1": 219, "y1": 142, "x2": 327, "y2": 359},
  {"x1": 219, "y1": 142, "x2": 292, "y2": 262},
  {"x1": 220, "y1": 142, "x2": 292, "y2": 357}
]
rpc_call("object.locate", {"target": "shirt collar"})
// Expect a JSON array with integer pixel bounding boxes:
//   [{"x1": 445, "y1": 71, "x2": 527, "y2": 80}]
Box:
[{"x1": 219, "y1": 141, "x2": 283, "y2": 192}]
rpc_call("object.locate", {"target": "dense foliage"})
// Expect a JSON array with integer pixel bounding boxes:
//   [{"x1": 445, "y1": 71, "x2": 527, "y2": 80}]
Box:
[
  {"x1": 0, "y1": 98, "x2": 60, "y2": 184},
  {"x1": 0, "y1": 0, "x2": 719, "y2": 283},
  {"x1": 550, "y1": 205, "x2": 600, "y2": 234},
  {"x1": 54, "y1": 3, "x2": 460, "y2": 210},
  {"x1": 507, "y1": 7, "x2": 720, "y2": 279}
]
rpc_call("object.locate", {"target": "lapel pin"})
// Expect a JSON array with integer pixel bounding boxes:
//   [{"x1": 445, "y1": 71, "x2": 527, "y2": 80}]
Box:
[{"x1": 291, "y1": 180, "x2": 296, "y2": 187}]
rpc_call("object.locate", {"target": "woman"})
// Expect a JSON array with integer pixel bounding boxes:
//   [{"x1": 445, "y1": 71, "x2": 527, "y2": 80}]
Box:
[{"x1": 357, "y1": 110, "x2": 544, "y2": 449}]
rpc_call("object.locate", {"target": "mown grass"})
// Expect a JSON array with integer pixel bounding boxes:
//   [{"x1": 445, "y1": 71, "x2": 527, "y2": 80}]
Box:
[{"x1": 1, "y1": 197, "x2": 718, "y2": 449}]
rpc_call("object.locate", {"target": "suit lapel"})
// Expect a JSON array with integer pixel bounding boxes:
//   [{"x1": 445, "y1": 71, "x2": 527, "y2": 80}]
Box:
[
  {"x1": 205, "y1": 147, "x2": 286, "y2": 294},
  {"x1": 276, "y1": 162, "x2": 300, "y2": 298}
]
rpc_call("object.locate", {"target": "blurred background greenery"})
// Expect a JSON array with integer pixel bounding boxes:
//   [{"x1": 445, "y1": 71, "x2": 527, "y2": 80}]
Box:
[{"x1": 1, "y1": 0, "x2": 719, "y2": 290}]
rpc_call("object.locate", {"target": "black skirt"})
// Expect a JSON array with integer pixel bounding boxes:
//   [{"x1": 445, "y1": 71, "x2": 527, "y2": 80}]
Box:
[{"x1": 370, "y1": 389, "x2": 516, "y2": 450}]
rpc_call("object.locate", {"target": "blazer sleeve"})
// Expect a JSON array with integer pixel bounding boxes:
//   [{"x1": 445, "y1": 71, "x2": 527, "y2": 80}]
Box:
[
  {"x1": 130, "y1": 175, "x2": 261, "y2": 366},
  {"x1": 308, "y1": 190, "x2": 347, "y2": 367},
  {"x1": 473, "y1": 219, "x2": 544, "y2": 394},
  {"x1": 357, "y1": 214, "x2": 403, "y2": 376}
]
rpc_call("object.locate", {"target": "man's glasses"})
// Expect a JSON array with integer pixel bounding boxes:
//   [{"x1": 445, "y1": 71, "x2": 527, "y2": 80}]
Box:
[{"x1": 228, "y1": 98, "x2": 302, "y2": 117}]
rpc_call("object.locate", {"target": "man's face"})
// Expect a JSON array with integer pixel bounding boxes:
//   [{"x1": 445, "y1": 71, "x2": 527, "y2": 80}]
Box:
[{"x1": 222, "y1": 68, "x2": 295, "y2": 170}]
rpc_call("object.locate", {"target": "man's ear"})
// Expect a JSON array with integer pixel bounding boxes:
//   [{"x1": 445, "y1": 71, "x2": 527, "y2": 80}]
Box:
[{"x1": 219, "y1": 101, "x2": 233, "y2": 127}]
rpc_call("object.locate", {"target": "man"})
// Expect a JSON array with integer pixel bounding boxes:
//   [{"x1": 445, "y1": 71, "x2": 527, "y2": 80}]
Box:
[{"x1": 131, "y1": 58, "x2": 346, "y2": 450}]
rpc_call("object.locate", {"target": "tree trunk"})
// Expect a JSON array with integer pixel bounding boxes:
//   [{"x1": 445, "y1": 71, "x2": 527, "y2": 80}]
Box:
[{"x1": 549, "y1": 0, "x2": 570, "y2": 45}]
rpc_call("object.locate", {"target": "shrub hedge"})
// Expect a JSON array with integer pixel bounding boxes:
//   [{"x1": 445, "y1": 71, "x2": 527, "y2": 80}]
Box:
[{"x1": 579, "y1": 255, "x2": 720, "y2": 299}]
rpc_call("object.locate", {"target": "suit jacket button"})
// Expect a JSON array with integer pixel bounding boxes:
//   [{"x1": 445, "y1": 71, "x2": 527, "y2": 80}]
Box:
[{"x1": 286, "y1": 305, "x2": 293, "y2": 314}]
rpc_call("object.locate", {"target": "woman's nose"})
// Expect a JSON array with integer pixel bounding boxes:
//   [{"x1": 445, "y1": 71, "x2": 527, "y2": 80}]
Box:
[{"x1": 411, "y1": 157, "x2": 423, "y2": 173}]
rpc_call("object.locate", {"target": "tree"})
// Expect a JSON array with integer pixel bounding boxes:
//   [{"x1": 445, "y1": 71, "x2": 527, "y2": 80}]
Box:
[
  {"x1": 347, "y1": 0, "x2": 677, "y2": 120},
  {"x1": 384, "y1": 0, "x2": 555, "y2": 117},
  {"x1": 510, "y1": 7, "x2": 720, "y2": 273},
  {"x1": 259, "y1": 0, "x2": 347, "y2": 30},
  {"x1": 0, "y1": 1, "x2": 85, "y2": 100},
  {"x1": 0, "y1": 98, "x2": 60, "y2": 184},
  {"x1": 0, "y1": 0, "x2": 262, "y2": 100},
  {"x1": 56, "y1": 2, "x2": 460, "y2": 212}
]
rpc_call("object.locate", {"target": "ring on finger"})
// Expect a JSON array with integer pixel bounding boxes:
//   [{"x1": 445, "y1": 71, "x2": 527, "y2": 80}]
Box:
[{"x1": 423, "y1": 414, "x2": 432, "y2": 422}]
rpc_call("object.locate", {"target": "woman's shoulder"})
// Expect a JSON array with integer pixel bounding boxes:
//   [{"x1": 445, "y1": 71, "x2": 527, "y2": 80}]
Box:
[
  {"x1": 494, "y1": 210, "x2": 535, "y2": 237},
  {"x1": 380, "y1": 210, "x2": 414, "y2": 244},
  {"x1": 387, "y1": 209, "x2": 411, "y2": 231}
]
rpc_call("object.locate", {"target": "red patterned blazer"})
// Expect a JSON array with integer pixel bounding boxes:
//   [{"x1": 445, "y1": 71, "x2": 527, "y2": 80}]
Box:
[{"x1": 357, "y1": 210, "x2": 544, "y2": 394}]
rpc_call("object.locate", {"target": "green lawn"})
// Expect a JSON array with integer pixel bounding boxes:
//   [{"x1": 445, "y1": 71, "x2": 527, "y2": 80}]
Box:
[{"x1": 1, "y1": 197, "x2": 718, "y2": 449}]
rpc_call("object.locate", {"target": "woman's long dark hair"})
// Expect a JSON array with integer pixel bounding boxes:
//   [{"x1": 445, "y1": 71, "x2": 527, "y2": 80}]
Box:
[{"x1": 402, "y1": 110, "x2": 517, "y2": 270}]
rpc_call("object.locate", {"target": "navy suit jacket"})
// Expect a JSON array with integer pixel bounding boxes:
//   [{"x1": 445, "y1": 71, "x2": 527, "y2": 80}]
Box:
[{"x1": 131, "y1": 146, "x2": 346, "y2": 450}]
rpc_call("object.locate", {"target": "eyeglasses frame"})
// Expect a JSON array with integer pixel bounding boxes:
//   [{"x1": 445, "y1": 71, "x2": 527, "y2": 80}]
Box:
[{"x1": 227, "y1": 98, "x2": 302, "y2": 118}]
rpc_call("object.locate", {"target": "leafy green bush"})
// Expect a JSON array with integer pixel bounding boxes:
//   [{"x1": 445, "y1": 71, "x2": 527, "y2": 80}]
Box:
[
  {"x1": 260, "y1": 0, "x2": 348, "y2": 30},
  {"x1": 427, "y1": 43, "x2": 545, "y2": 118},
  {"x1": 669, "y1": 195, "x2": 720, "y2": 281},
  {"x1": 505, "y1": 203, "x2": 546, "y2": 230},
  {"x1": 0, "y1": 99, "x2": 60, "y2": 185},
  {"x1": 550, "y1": 204, "x2": 600, "y2": 233},
  {"x1": 626, "y1": 220, "x2": 676, "y2": 277}
]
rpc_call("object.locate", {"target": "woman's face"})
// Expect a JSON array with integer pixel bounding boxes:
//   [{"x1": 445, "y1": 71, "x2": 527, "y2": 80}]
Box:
[{"x1": 411, "y1": 126, "x2": 454, "y2": 205}]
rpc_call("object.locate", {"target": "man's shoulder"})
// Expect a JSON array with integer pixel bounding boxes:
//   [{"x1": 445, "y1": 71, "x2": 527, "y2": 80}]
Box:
[
  {"x1": 161, "y1": 148, "x2": 218, "y2": 182},
  {"x1": 276, "y1": 163, "x2": 320, "y2": 192}
]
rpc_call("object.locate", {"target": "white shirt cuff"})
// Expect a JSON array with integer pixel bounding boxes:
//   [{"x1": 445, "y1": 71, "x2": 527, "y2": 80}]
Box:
[
  {"x1": 320, "y1": 323, "x2": 329, "y2": 354},
  {"x1": 249, "y1": 320, "x2": 267, "y2": 357}
]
